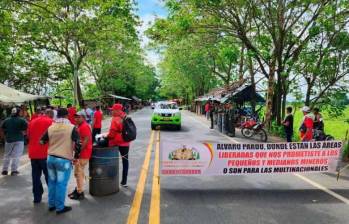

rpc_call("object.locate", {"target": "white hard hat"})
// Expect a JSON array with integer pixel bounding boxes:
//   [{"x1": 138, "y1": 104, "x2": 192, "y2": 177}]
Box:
[{"x1": 301, "y1": 106, "x2": 311, "y2": 113}]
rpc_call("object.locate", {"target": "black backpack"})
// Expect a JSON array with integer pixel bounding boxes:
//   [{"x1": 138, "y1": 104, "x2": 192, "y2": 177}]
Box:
[{"x1": 122, "y1": 116, "x2": 137, "y2": 142}]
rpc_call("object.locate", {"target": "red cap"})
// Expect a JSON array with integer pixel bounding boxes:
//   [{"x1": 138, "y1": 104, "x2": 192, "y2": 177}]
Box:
[{"x1": 109, "y1": 103, "x2": 123, "y2": 111}]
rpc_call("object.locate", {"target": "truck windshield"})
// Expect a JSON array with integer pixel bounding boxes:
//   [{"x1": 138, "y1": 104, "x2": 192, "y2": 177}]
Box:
[{"x1": 158, "y1": 104, "x2": 178, "y2": 109}]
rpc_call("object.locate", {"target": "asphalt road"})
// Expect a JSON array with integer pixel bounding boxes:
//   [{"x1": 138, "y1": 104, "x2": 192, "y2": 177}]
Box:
[{"x1": 1, "y1": 108, "x2": 349, "y2": 224}]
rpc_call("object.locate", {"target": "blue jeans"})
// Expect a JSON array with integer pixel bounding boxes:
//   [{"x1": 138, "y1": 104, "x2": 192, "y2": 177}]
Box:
[
  {"x1": 47, "y1": 156, "x2": 72, "y2": 211},
  {"x1": 31, "y1": 159, "x2": 48, "y2": 202}
]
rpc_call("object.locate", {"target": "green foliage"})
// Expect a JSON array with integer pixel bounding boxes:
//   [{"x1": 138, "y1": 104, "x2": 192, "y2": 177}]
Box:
[
  {"x1": 147, "y1": 0, "x2": 349, "y2": 128},
  {"x1": 0, "y1": 1, "x2": 157, "y2": 102},
  {"x1": 321, "y1": 91, "x2": 349, "y2": 117}
]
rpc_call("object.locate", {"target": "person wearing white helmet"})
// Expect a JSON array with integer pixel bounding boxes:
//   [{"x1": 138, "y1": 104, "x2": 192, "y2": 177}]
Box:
[{"x1": 299, "y1": 106, "x2": 314, "y2": 142}]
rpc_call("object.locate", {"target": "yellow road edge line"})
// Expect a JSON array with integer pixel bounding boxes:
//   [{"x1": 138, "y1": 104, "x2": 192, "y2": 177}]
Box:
[
  {"x1": 294, "y1": 173, "x2": 349, "y2": 204},
  {"x1": 127, "y1": 130, "x2": 155, "y2": 224},
  {"x1": 149, "y1": 131, "x2": 161, "y2": 224}
]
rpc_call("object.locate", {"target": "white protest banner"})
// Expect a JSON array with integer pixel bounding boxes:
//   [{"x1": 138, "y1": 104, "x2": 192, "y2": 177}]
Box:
[{"x1": 160, "y1": 141, "x2": 342, "y2": 176}]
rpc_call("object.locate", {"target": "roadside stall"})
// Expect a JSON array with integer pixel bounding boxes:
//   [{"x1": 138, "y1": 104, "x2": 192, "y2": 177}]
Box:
[
  {"x1": 131, "y1": 96, "x2": 142, "y2": 110},
  {"x1": 0, "y1": 83, "x2": 51, "y2": 143},
  {"x1": 107, "y1": 94, "x2": 132, "y2": 115},
  {"x1": 220, "y1": 84, "x2": 265, "y2": 125},
  {"x1": 0, "y1": 83, "x2": 51, "y2": 115}
]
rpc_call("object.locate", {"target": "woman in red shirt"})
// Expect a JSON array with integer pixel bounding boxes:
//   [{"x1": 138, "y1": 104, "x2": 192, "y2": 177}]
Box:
[
  {"x1": 299, "y1": 106, "x2": 314, "y2": 142},
  {"x1": 107, "y1": 104, "x2": 130, "y2": 187}
]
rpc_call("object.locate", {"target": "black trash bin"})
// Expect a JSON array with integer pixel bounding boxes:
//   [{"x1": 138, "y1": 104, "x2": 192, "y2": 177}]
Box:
[{"x1": 89, "y1": 146, "x2": 119, "y2": 196}]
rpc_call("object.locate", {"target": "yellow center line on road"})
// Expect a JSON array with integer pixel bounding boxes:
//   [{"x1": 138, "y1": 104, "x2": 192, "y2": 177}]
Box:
[
  {"x1": 127, "y1": 130, "x2": 155, "y2": 224},
  {"x1": 149, "y1": 131, "x2": 161, "y2": 224}
]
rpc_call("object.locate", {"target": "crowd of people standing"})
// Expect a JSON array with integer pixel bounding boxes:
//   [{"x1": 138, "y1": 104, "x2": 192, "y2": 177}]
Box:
[{"x1": 0, "y1": 102, "x2": 133, "y2": 215}]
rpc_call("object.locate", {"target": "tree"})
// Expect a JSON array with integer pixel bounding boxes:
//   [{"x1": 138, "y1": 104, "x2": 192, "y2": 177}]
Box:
[
  {"x1": 11, "y1": 0, "x2": 138, "y2": 106},
  {"x1": 149, "y1": 0, "x2": 349, "y2": 128}
]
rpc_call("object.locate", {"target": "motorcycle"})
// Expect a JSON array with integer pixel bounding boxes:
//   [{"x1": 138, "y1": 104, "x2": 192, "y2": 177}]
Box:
[
  {"x1": 240, "y1": 117, "x2": 268, "y2": 142},
  {"x1": 313, "y1": 129, "x2": 334, "y2": 141}
]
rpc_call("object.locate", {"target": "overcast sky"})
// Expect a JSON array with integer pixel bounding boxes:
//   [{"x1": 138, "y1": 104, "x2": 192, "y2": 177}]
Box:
[{"x1": 136, "y1": 0, "x2": 168, "y2": 67}]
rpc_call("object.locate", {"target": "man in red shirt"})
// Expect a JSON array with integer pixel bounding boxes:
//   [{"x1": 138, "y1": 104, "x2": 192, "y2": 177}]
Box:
[
  {"x1": 27, "y1": 109, "x2": 54, "y2": 203},
  {"x1": 299, "y1": 106, "x2": 314, "y2": 142},
  {"x1": 107, "y1": 103, "x2": 130, "y2": 187},
  {"x1": 30, "y1": 107, "x2": 42, "y2": 121},
  {"x1": 204, "y1": 101, "x2": 211, "y2": 120},
  {"x1": 68, "y1": 111, "x2": 92, "y2": 200},
  {"x1": 67, "y1": 103, "x2": 77, "y2": 125},
  {"x1": 91, "y1": 106, "x2": 103, "y2": 143}
]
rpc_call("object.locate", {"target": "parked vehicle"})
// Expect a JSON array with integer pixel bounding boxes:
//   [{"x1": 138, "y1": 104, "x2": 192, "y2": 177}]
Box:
[
  {"x1": 240, "y1": 117, "x2": 268, "y2": 142},
  {"x1": 151, "y1": 101, "x2": 182, "y2": 130}
]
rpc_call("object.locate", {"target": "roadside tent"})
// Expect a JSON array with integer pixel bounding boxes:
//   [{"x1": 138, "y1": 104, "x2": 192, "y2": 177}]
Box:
[
  {"x1": 108, "y1": 94, "x2": 132, "y2": 101},
  {"x1": 220, "y1": 85, "x2": 265, "y2": 104},
  {"x1": 0, "y1": 83, "x2": 50, "y2": 105},
  {"x1": 132, "y1": 96, "x2": 141, "y2": 102}
]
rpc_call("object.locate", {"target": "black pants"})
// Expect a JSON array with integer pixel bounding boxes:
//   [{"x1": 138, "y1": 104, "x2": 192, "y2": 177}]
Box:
[
  {"x1": 92, "y1": 128, "x2": 101, "y2": 143},
  {"x1": 286, "y1": 132, "x2": 293, "y2": 142},
  {"x1": 119, "y1": 146, "x2": 129, "y2": 184},
  {"x1": 31, "y1": 159, "x2": 48, "y2": 202},
  {"x1": 210, "y1": 112, "x2": 214, "y2": 129}
]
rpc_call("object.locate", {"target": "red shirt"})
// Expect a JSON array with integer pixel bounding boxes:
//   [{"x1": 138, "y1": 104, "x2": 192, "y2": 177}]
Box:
[
  {"x1": 108, "y1": 112, "x2": 130, "y2": 147},
  {"x1": 27, "y1": 115, "x2": 53, "y2": 159},
  {"x1": 31, "y1": 113, "x2": 40, "y2": 121},
  {"x1": 68, "y1": 107, "x2": 77, "y2": 125},
  {"x1": 93, "y1": 110, "x2": 103, "y2": 129},
  {"x1": 205, "y1": 103, "x2": 211, "y2": 112},
  {"x1": 77, "y1": 121, "x2": 93, "y2": 159},
  {"x1": 300, "y1": 116, "x2": 313, "y2": 141}
]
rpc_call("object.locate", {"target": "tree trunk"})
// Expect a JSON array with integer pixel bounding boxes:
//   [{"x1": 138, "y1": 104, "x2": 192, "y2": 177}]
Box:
[
  {"x1": 275, "y1": 72, "x2": 282, "y2": 125},
  {"x1": 77, "y1": 75, "x2": 84, "y2": 107},
  {"x1": 305, "y1": 85, "x2": 311, "y2": 106},
  {"x1": 265, "y1": 61, "x2": 276, "y2": 130},
  {"x1": 272, "y1": 88, "x2": 277, "y2": 121},
  {"x1": 239, "y1": 45, "x2": 245, "y2": 81},
  {"x1": 248, "y1": 56, "x2": 256, "y2": 113},
  {"x1": 281, "y1": 90, "x2": 287, "y2": 120}
]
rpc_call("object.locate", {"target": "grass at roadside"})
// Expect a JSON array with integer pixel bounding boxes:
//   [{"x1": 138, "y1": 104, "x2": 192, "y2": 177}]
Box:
[{"x1": 292, "y1": 106, "x2": 349, "y2": 141}]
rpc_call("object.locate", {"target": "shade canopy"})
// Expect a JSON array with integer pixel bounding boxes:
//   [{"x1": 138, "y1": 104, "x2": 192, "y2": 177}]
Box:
[
  {"x1": 108, "y1": 94, "x2": 132, "y2": 101},
  {"x1": 220, "y1": 85, "x2": 265, "y2": 104},
  {"x1": 132, "y1": 96, "x2": 141, "y2": 102},
  {"x1": 0, "y1": 83, "x2": 50, "y2": 105}
]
